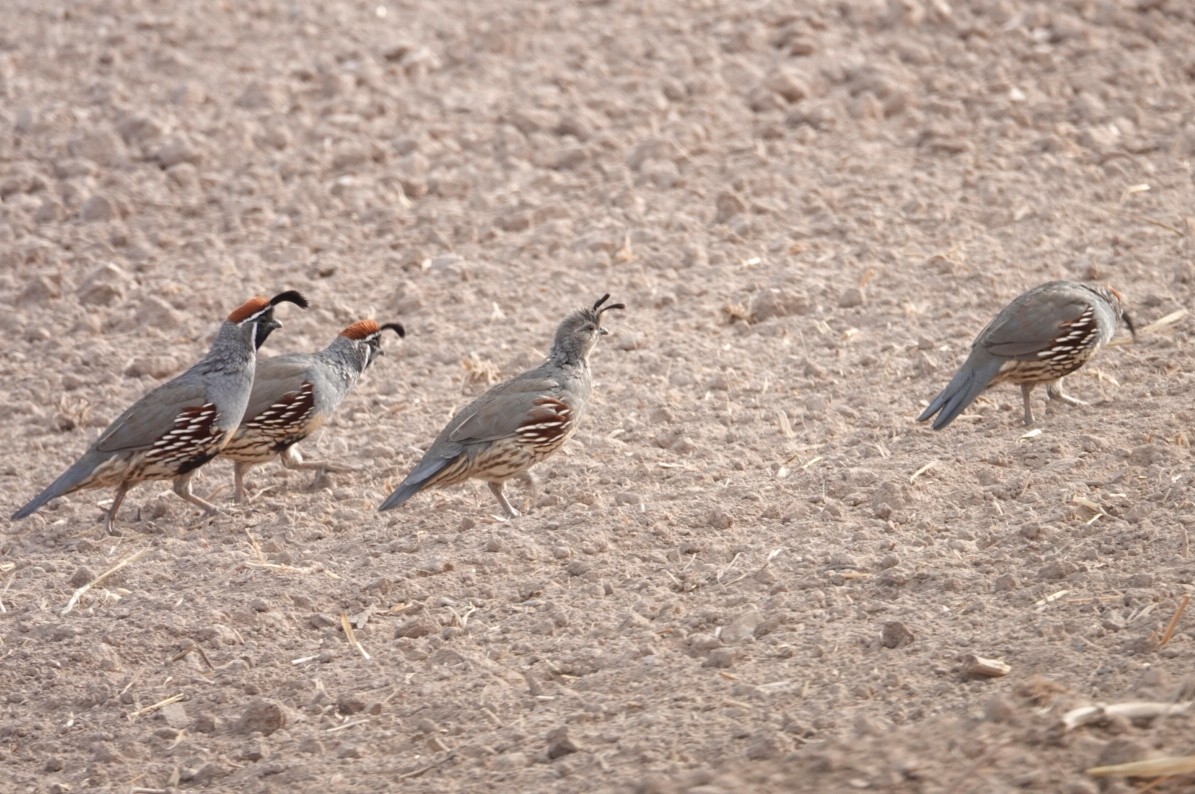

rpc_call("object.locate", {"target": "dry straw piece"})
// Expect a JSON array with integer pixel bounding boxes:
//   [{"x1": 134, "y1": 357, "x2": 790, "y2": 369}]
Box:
[
  {"x1": 340, "y1": 612, "x2": 371, "y2": 660},
  {"x1": 1107, "y1": 307, "x2": 1186, "y2": 348},
  {"x1": 1156, "y1": 594, "x2": 1189, "y2": 648},
  {"x1": 1061, "y1": 701, "x2": 1192, "y2": 731},
  {"x1": 1087, "y1": 755, "x2": 1195, "y2": 779},
  {"x1": 61, "y1": 547, "x2": 149, "y2": 615},
  {"x1": 909, "y1": 459, "x2": 938, "y2": 483},
  {"x1": 961, "y1": 654, "x2": 1011, "y2": 678},
  {"x1": 127, "y1": 693, "x2": 185, "y2": 721}
]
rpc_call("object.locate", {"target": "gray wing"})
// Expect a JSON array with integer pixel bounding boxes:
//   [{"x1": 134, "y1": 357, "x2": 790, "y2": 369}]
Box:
[
  {"x1": 443, "y1": 375, "x2": 562, "y2": 446},
  {"x1": 244, "y1": 354, "x2": 315, "y2": 419},
  {"x1": 91, "y1": 377, "x2": 216, "y2": 454},
  {"x1": 980, "y1": 294, "x2": 1089, "y2": 360}
]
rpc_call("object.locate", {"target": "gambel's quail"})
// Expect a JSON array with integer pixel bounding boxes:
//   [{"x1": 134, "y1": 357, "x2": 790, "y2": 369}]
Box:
[
  {"x1": 379, "y1": 294, "x2": 624, "y2": 518},
  {"x1": 11, "y1": 291, "x2": 309, "y2": 531},
  {"x1": 917, "y1": 281, "x2": 1134, "y2": 430},
  {"x1": 220, "y1": 319, "x2": 405, "y2": 503}
]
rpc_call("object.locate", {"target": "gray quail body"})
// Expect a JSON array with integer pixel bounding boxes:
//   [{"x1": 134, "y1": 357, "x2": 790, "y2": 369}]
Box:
[
  {"x1": 379, "y1": 294, "x2": 624, "y2": 518},
  {"x1": 917, "y1": 281, "x2": 1134, "y2": 430},
  {"x1": 220, "y1": 319, "x2": 404, "y2": 503},
  {"x1": 11, "y1": 291, "x2": 308, "y2": 530}
]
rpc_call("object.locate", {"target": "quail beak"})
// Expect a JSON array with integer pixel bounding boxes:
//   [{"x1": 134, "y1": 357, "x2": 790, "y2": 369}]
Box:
[{"x1": 598, "y1": 326, "x2": 609, "y2": 336}]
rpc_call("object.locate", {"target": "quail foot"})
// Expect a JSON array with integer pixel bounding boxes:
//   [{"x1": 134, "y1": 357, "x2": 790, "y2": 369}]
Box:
[
  {"x1": 918, "y1": 281, "x2": 1134, "y2": 430},
  {"x1": 220, "y1": 319, "x2": 405, "y2": 503},
  {"x1": 379, "y1": 294, "x2": 624, "y2": 518},
  {"x1": 11, "y1": 291, "x2": 309, "y2": 531}
]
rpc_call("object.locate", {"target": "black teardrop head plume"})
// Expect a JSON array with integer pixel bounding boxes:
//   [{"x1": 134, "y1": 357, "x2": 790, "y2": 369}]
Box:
[
  {"x1": 593, "y1": 294, "x2": 625, "y2": 315},
  {"x1": 270, "y1": 290, "x2": 309, "y2": 310},
  {"x1": 380, "y1": 322, "x2": 406, "y2": 338}
]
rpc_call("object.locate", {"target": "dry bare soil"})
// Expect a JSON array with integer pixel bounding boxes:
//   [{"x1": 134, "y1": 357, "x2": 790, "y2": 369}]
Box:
[{"x1": 2, "y1": 1, "x2": 1195, "y2": 792}]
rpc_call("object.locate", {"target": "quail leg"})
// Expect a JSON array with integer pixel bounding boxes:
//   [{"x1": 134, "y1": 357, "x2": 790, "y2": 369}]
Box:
[
  {"x1": 279, "y1": 447, "x2": 358, "y2": 493},
  {"x1": 1019, "y1": 383, "x2": 1038, "y2": 427},
  {"x1": 516, "y1": 471, "x2": 538, "y2": 513},
  {"x1": 488, "y1": 480, "x2": 519, "y2": 519},
  {"x1": 1045, "y1": 378, "x2": 1088, "y2": 408},
  {"x1": 279, "y1": 446, "x2": 358, "y2": 474},
  {"x1": 172, "y1": 471, "x2": 219, "y2": 516},
  {"x1": 104, "y1": 483, "x2": 130, "y2": 534},
  {"x1": 233, "y1": 461, "x2": 254, "y2": 504}
]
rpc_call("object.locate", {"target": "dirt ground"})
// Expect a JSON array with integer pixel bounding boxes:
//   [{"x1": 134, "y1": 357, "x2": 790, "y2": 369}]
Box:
[{"x1": 2, "y1": 0, "x2": 1195, "y2": 791}]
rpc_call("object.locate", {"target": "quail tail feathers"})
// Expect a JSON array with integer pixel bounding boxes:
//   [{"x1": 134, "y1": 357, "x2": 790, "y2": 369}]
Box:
[
  {"x1": 378, "y1": 455, "x2": 456, "y2": 512},
  {"x1": 11, "y1": 456, "x2": 100, "y2": 521},
  {"x1": 917, "y1": 352, "x2": 1004, "y2": 431}
]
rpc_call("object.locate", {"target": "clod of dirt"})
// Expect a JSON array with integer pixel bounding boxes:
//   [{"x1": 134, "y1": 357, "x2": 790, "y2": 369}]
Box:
[
  {"x1": 703, "y1": 648, "x2": 737, "y2": 668},
  {"x1": 68, "y1": 566, "x2": 95, "y2": 587},
  {"x1": 160, "y1": 701, "x2": 189, "y2": 729},
  {"x1": 1094, "y1": 738, "x2": 1152, "y2": 768},
  {"x1": 396, "y1": 618, "x2": 436, "y2": 639},
  {"x1": 234, "y1": 699, "x2": 288, "y2": 737},
  {"x1": 79, "y1": 194, "x2": 117, "y2": 223},
  {"x1": 546, "y1": 726, "x2": 579, "y2": 760},
  {"x1": 838, "y1": 287, "x2": 865, "y2": 309},
  {"x1": 720, "y1": 610, "x2": 761, "y2": 644},
  {"x1": 983, "y1": 695, "x2": 1015, "y2": 723},
  {"x1": 881, "y1": 621, "x2": 915, "y2": 649},
  {"x1": 747, "y1": 288, "x2": 812, "y2": 323},
  {"x1": 78, "y1": 263, "x2": 128, "y2": 306}
]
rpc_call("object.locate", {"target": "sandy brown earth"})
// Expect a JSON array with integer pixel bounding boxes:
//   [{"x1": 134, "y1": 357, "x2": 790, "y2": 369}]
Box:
[{"x1": 3, "y1": 0, "x2": 1195, "y2": 791}]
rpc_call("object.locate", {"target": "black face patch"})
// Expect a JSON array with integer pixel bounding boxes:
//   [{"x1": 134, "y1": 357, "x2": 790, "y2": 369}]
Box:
[{"x1": 254, "y1": 314, "x2": 281, "y2": 349}]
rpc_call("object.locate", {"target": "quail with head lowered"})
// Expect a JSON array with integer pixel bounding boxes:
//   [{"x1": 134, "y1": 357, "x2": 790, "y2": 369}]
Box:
[
  {"x1": 11, "y1": 291, "x2": 309, "y2": 531},
  {"x1": 917, "y1": 281, "x2": 1134, "y2": 430},
  {"x1": 220, "y1": 319, "x2": 405, "y2": 503},
  {"x1": 379, "y1": 294, "x2": 624, "y2": 518}
]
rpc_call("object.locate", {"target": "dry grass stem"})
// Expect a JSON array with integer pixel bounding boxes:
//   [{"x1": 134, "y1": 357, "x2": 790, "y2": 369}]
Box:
[
  {"x1": 127, "y1": 693, "x2": 185, "y2": 721},
  {"x1": 1140, "y1": 308, "x2": 1188, "y2": 333},
  {"x1": 775, "y1": 408, "x2": 796, "y2": 439},
  {"x1": 1087, "y1": 755, "x2": 1195, "y2": 779},
  {"x1": 1071, "y1": 494, "x2": 1108, "y2": 525},
  {"x1": 326, "y1": 718, "x2": 372, "y2": 734},
  {"x1": 614, "y1": 231, "x2": 634, "y2": 263},
  {"x1": 1034, "y1": 589, "x2": 1070, "y2": 610},
  {"x1": 62, "y1": 548, "x2": 149, "y2": 615},
  {"x1": 243, "y1": 529, "x2": 266, "y2": 564},
  {"x1": 1118, "y1": 183, "x2": 1151, "y2": 204},
  {"x1": 962, "y1": 654, "x2": 1011, "y2": 677},
  {"x1": 1062, "y1": 701, "x2": 1192, "y2": 731},
  {"x1": 1157, "y1": 595, "x2": 1190, "y2": 648},
  {"x1": 397, "y1": 754, "x2": 453, "y2": 780},
  {"x1": 170, "y1": 642, "x2": 215, "y2": 671},
  {"x1": 909, "y1": 460, "x2": 938, "y2": 483},
  {"x1": 462, "y1": 354, "x2": 501, "y2": 385},
  {"x1": 341, "y1": 612, "x2": 372, "y2": 660},
  {"x1": 720, "y1": 548, "x2": 783, "y2": 586},
  {"x1": 1108, "y1": 308, "x2": 1187, "y2": 348}
]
